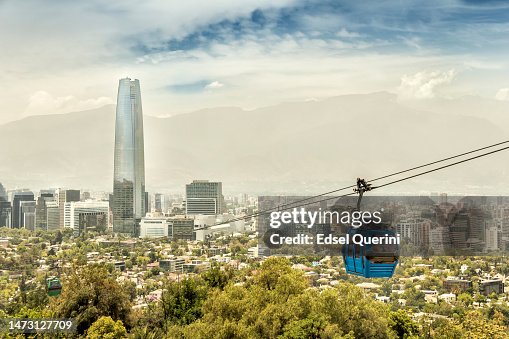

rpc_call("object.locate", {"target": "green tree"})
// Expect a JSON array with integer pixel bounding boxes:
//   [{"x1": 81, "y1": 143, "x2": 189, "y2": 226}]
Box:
[
  {"x1": 486, "y1": 304, "x2": 509, "y2": 327},
  {"x1": 457, "y1": 293, "x2": 473, "y2": 307},
  {"x1": 281, "y1": 315, "x2": 349, "y2": 339},
  {"x1": 52, "y1": 264, "x2": 131, "y2": 334},
  {"x1": 461, "y1": 310, "x2": 508, "y2": 339},
  {"x1": 426, "y1": 317, "x2": 462, "y2": 339},
  {"x1": 140, "y1": 277, "x2": 209, "y2": 333},
  {"x1": 172, "y1": 258, "x2": 393, "y2": 339},
  {"x1": 202, "y1": 265, "x2": 232, "y2": 290},
  {"x1": 254, "y1": 257, "x2": 294, "y2": 290},
  {"x1": 388, "y1": 309, "x2": 419, "y2": 338},
  {"x1": 54, "y1": 230, "x2": 63, "y2": 244},
  {"x1": 317, "y1": 284, "x2": 394, "y2": 338},
  {"x1": 86, "y1": 316, "x2": 127, "y2": 339}
]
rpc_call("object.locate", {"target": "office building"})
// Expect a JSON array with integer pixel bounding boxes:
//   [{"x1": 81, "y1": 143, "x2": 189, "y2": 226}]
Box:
[
  {"x1": 36, "y1": 190, "x2": 55, "y2": 230},
  {"x1": 0, "y1": 183, "x2": 6, "y2": 201},
  {"x1": 145, "y1": 191, "x2": 149, "y2": 215},
  {"x1": 396, "y1": 218, "x2": 431, "y2": 247},
  {"x1": 58, "y1": 189, "x2": 80, "y2": 228},
  {"x1": 449, "y1": 212, "x2": 469, "y2": 250},
  {"x1": 159, "y1": 258, "x2": 185, "y2": 272},
  {"x1": 140, "y1": 217, "x2": 170, "y2": 238},
  {"x1": 485, "y1": 225, "x2": 499, "y2": 251},
  {"x1": 20, "y1": 201, "x2": 36, "y2": 230},
  {"x1": 112, "y1": 78, "x2": 146, "y2": 236},
  {"x1": 77, "y1": 211, "x2": 108, "y2": 236},
  {"x1": 11, "y1": 191, "x2": 34, "y2": 228},
  {"x1": 139, "y1": 215, "x2": 194, "y2": 240},
  {"x1": 443, "y1": 278, "x2": 473, "y2": 293},
  {"x1": 46, "y1": 202, "x2": 60, "y2": 231},
  {"x1": 185, "y1": 180, "x2": 224, "y2": 215},
  {"x1": 154, "y1": 193, "x2": 166, "y2": 212},
  {"x1": 183, "y1": 261, "x2": 209, "y2": 273},
  {"x1": 65, "y1": 201, "x2": 109, "y2": 235},
  {"x1": 479, "y1": 279, "x2": 504, "y2": 296},
  {"x1": 0, "y1": 200, "x2": 10, "y2": 228},
  {"x1": 170, "y1": 217, "x2": 194, "y2": 241},
  {"x1": 429, "y1": 226, "x2": 451, "y2": 254},
  {"x1": 0, "y1": 183, "x2": 10, "y2": 227}
]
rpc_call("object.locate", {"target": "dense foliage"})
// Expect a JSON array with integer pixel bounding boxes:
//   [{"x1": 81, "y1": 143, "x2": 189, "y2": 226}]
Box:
[{"x1": 1, "y1": 228, "x2": 509, "y2": 338}]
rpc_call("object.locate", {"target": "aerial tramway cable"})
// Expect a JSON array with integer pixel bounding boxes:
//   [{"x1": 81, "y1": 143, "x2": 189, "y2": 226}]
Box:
[{"x1": 204, "y1": 141, "x2": 509, "y2": 229}]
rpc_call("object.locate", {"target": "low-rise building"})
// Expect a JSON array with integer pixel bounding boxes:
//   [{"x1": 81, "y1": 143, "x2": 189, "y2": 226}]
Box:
[
  {"x1": 422, "y1": 290, "x2": 438, "y2": 303},
  {"x1": 443, "y1": 277, "x2": 472, "y2": 293},
  {"x1": 140, "y1": 217, "x2": 169, "y2": 238},
  {"x1": 114, "y1": 261, "x2": 126, "y2": 272},
  {"x1": 479, "y1": 279, "x2": 504, "y2": 296},
  {"x1": 159, "y1": 258, "x2": 185, "y2": 273},
  {"x1": 438, "y1": 293, "x2": 456, "y2": 303}
]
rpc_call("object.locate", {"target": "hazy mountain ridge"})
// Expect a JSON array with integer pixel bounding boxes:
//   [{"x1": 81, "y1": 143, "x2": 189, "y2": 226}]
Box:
[{"x1": 1, "y1": 93, "x2": 508, "y2": 194}]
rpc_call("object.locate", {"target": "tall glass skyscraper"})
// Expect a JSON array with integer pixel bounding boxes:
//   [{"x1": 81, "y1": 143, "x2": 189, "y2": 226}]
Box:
[{"x1": 112, "y1": 78, "x2": 146, "y2": 236}]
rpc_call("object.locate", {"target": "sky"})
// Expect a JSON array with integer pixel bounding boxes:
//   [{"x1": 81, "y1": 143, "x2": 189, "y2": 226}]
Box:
[{"x1": 2, "y1": 0, "x2": 509, "y2": 124}]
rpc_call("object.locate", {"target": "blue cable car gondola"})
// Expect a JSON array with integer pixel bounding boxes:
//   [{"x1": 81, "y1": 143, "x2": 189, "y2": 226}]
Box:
[
  {"x1": 342, "y1": 228, "x2": 399, "y2": 278},
  {"x1": 341, "y1": 178, "x2": 399, "y2": 278}
]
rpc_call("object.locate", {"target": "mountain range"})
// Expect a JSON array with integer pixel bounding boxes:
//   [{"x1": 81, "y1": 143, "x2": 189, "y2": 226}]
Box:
[{"x1": 1, "y1": 92, "x2": 508, "y2": 195}]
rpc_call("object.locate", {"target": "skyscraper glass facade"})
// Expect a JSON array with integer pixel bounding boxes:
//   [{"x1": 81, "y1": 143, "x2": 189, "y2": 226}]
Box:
[
  {"x1": 113, "y1": 78, "x2": 146, "y2": 236},
  {"x1": 11, "y1": 191, "x2": 34, "y2": 228}
]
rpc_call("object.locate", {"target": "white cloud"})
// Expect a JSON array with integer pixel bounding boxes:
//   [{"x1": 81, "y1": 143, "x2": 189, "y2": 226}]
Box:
[
  {"x1": 401, "y1": 36, "x2": 422, "y2": 50},
  {"x1": 205, "y1": 81, "x2": 224, "y2": 89},
  {"x1": 1, "y1": 0, "x2": 507, "y2": 125},
  {"x1": 398, "y1": 69, "x2": 456, "y2": 99},
  {"x1": 24, "y1": 91, "x2": 114, "y2": 116},
  {"x1": 335, "y1": 28, "x2": 361, "y2": 38},
  {"x1": 495, "y1": 88, "x2": 509, "y2": 101}
]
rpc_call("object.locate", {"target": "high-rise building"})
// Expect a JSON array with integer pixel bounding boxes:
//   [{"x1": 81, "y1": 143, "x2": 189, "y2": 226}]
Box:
[
  {"x1": 36, "y1": 190, "x2": 55, "y2": 230},
  {"x1": 112, "y1": 78, "x2": 146, "y2": 236},
  {"x1": 11, "y1": 191, "x2": 34, "y2": 228},
  {"x1": 185, "y1": 180, "x2": 224, "y2": 215},
  {"x1": 0, "y1": 183, "x2": 10, "y2": 227},
  {"x1": 0, "y1": 183, "x2": 7, "y2": 202},
  {"x1": 58, "y1": 189, "x2": 80, "y2": 228},
  {"x1": 396, "y1": 218, "x2": 431, "y2": 248},
  {"x1": 485, "y1": 225, "x2": 499, "y2": 251},
  {"x1": 0, "y1": 201, "x2": 10, "y2": 228},
  {"x1": 46, "y1": 201, "x2": 60, "y2": 231},
  {"x1": 154, "y1": 193, "x2": 166, "y2": 212},
  {"x1": 144, "y1": 191, "x2": 149, "y2": 215},
  {"x1": 170, "y1": 217, "x2": 195, "y2": 240},
  {"x1": 20, "y1": 201, "x2": 36, "y2": 231}
]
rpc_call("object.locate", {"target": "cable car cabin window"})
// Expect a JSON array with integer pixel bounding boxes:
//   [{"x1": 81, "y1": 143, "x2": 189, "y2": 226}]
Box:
[
  {"x1": 366, "y1": 243, "x2": 398, "y2": 256},
  {"x1": 366, "y1": 256, "x2": 398, "y2": 264},
  {"x1": 347, "y1": 243, "x2": 353, "y2": 257},
  {"x1": 354, "y1": 244, "x2": 362, "y2": 258},
  {"x1": 49, "y1": 281, "x2": 61, "y2": 289}
]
